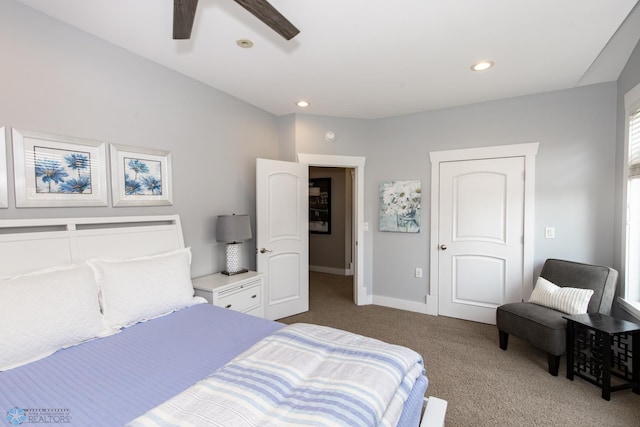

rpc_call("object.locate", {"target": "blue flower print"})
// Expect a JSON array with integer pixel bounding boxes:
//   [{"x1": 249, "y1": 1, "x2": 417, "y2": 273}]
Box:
[
  {"x1": 64, "y1": 153, "x2": 90, "y2": 179},
  {"x1": 35, "y1": 158, "x2": 68, "y2": 192},
  {"x1": 59, "y1": 176, "x2": 92, "y2": 193},
  {"x1": 141, "y1": 175, "x2": 162, "y2": 195}
]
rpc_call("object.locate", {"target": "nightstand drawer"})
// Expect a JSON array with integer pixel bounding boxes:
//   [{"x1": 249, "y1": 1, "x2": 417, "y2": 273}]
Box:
[
  {"x1": 192, "y1": 271, "x2": 265, "y2": 318},
  {"x1": 217, "y1": 280, "x2": 261, "y2": 313}
]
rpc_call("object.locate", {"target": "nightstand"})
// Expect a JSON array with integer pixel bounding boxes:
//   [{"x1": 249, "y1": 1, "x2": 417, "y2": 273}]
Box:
[{"x1": 192, "y1": 271, "x2": 264, "y2": 318}]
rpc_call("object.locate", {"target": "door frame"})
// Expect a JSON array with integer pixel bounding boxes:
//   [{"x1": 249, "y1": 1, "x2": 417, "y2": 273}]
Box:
[
  {"x1": 428, "y1": 143, "x2": 539, "y2": 316},
  {"x1": 297, "y1": 153, "x2": 367, "y2": 305}
]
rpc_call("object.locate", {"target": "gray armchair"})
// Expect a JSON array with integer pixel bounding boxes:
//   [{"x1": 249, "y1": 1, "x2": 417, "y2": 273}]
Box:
[{"x1": 496, "y1": 259, "x2": 618, "y2": 376}]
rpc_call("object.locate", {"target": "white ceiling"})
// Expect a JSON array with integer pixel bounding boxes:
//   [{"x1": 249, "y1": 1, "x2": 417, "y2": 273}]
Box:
[{"x1": 16, "y1": 0, "x2": 640, "y2": 119}]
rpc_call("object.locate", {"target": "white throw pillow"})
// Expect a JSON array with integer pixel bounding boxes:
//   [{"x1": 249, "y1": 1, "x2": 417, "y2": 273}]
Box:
[
  {"x1": 88, "y1": 248, "x2": 200, "y2": 329},
  {"x1": 528, "y1": 277, "x2": 594, "y2": 315},
  {"x1": 0, "y1": 264, "x2": 112, "y2": 371}
]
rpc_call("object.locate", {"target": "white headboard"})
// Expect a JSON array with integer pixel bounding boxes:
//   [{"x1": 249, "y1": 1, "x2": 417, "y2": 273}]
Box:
[{"x1": 0, "y1": 215, "x2": 184, "y2": 277}]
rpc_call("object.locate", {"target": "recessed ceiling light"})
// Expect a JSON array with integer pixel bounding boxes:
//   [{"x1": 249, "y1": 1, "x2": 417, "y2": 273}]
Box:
[
  {"x1": 236, "y1": 39, "x2": 254, "y2": 48},
  {"x1": 296, "y1": 100, "x2": 310, "y2": 108},
  {"x1": 471, "y1": 61, "x2": 494, "y2": 71}
]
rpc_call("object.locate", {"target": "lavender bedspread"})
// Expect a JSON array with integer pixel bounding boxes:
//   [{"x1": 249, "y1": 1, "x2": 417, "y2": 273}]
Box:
[{"x1": 0, "y1": 304, "x2": 427, "y2": 426}]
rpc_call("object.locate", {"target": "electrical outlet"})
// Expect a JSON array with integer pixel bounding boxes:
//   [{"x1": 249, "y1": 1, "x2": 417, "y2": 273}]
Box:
[
  {"x1": 415, "y1": 268, "x2": 423, "y2": 278},
  {"x1": 545, "y1": 227, "x2": 555, "y2": 239},
  {"x1": 363, "y1": 222, "x2": 369, "y2": 231}
]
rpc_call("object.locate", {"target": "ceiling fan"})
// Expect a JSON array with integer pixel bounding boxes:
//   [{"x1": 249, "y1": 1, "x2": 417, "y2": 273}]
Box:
[{"x1": 173, "y1": 0, "x2": 300, "y2": 40}]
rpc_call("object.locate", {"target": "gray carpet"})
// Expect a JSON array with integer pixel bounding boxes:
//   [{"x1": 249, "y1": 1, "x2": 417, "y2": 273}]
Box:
[{"x1": 280, "y1": 272, "x2": 640, "y2": 427}]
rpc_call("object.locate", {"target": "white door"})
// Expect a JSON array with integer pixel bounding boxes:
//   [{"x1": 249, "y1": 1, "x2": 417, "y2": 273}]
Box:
[
  {"x1": 438, "y1": 157, "x2": 525, "y2": 324},
  {"x1": 256, "y1": 158, "x2": 309, "y2": 320}
]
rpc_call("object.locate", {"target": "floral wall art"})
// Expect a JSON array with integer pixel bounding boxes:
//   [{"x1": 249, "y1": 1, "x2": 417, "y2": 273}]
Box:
[
  {"x1": 110, "y1": 144, "x2": 172, "y2": 206},
  {"x1": 7, "y1": 129, "x2": 172, "y2": 208},
  {"x1": 12, "y1": 128, "x2": 108, "y2": 207},
  {"x1": 379, "y1": 180, "x2": 421, "y2": 233},
  {"x1": 124, "y1": 157, "x2": 163, "y2": 196}
]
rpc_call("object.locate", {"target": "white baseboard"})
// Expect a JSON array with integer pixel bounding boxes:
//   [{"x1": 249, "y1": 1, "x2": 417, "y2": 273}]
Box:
[
  {"x1": 309, "y1": 265, "x2": 351, "y2": 276},
  {"x1": 373, "y1": 294, "x2": 428, "y2": 314},
  {"x1": 373, "y1": 294, "x2": 439, "y2": 316}
]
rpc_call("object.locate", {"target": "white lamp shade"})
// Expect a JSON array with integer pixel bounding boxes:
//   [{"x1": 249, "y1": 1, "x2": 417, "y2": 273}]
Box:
[{"x1": 216, "y1": 214, "x2": 252, "y2": 243}]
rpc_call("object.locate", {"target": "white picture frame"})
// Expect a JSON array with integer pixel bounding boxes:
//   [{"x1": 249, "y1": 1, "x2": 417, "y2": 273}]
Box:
[
  {"x1": 110, "y1": 144, "x2": 173, "y2": 207},
  {"x1": 12, "y1": 128, "x2": 108, "y2": 207},
  {"x1": 0, "y1": 127, "x2": 7, "y2": 208}
]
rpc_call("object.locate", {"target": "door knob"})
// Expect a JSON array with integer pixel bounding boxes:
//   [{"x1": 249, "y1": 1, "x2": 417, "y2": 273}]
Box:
[
  {"x1": 440, "y1": 244, "x2": 447, "y2": 250},
  {"x1": 259, "y1": 248, "x2": 273, "y2": 254}
]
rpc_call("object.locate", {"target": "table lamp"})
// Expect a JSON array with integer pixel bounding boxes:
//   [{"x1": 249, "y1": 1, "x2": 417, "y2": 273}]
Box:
[{"x1": 216, "y1": 214, "x2": 252, "y2": 275}]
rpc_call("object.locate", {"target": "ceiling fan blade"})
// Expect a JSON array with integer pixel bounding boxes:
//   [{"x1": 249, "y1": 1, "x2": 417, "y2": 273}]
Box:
[
  {"x1": 173, "y1": 0, "x2": 199, "y2": 39},
  {"x1": 233, "y1": 0, "x2": 300, "y2": 40}
]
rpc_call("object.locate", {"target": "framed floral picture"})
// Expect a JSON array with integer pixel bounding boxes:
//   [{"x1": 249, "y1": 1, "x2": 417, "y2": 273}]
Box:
[
  {"x1": 12, "y1": 128, "x2": 108, "y2": 207},
  {"x1": 379, "y1": 180, "x2": 421, "y2": 232},
  {"x1": 0, "y1": 127, "x2": 7, "y2": 208},
  {"x1": 110, "y1": 144, "x2": 173, "y2": 207}
]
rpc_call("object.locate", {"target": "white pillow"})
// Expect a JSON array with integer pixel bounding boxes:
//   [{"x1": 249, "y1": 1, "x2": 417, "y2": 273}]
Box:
[
  {"x1": 528, "y1": 277, "x2": 594, "y2": 315},
  {"x1": 88, "y1": 248, "x2": 200, "y2": 329},
  {"x1": 0, "y1": 264, "x2": 113, "y2": 371}
]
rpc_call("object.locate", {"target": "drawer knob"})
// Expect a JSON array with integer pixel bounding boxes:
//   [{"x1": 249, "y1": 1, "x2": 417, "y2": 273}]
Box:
[
  {"x1": 251, "y1": 294, "x2": 257, "y2": 299},
  {"x1": 225, "y1": 304, "x2": 232, "y2": 308}
]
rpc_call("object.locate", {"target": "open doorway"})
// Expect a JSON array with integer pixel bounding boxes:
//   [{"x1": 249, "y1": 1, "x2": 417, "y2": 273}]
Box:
[
  {"x1": 309, "y1": 167, "x2": 355, "y2": 305},
  {"x1": 297, "y1": 153, "x2": 367, "y2": 306}
]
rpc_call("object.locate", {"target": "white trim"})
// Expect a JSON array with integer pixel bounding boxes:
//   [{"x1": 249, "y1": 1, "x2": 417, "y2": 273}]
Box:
[
  {"x1": 297, "y1": 153, "x2": 368, "y2": 305},
  {"x1": 618, "y1": 297, "x2": 640, "y2": 322},
  {"x1": 372, "y1": 294, "x2": 428, "y2": 314},
  {"x1": 309, "y1": 265, "x2": 351, "y2": 276},
  {"x1": 622, "y1": 81, "x2": 640, "y2": 306},
  {"x1": 429, "y1": 143, "x2": 539, "y2": 317},
  {"x1": 0, "y1": 127, "x2": 7, "y2": 208},
  {"x1": 420, "y1": 396, "x2": 448, "y2": 427},
  {"x1": 426, "y1": 294, "x2": 438, "y2": 315}
]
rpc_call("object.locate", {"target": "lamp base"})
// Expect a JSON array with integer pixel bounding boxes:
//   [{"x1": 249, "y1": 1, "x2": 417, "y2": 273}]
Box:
[
  {"x1": 224, "y1": 243, "x2": 247, "y2": 276},
  {"x1": 221, "y1": 269, "x2": 249, "y2": 276}
]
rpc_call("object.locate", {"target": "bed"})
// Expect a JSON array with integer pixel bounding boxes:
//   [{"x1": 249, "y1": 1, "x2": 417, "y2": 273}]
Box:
[{"x1": 0, "y1": 215, "x2": 446, "y2": 426}]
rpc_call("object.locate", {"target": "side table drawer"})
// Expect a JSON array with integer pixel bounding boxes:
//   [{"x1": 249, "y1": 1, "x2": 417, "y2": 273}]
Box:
[
  {"x1": 191, "y1": 272, "x2": 265, "y2": 318},
  {"x1": 217, "y1": 280, "x2": 261, "y2": 313}
]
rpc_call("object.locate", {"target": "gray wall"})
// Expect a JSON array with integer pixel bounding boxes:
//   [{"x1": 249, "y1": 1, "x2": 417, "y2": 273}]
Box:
[
  {"x1": 291, "y1": 83, "x2": 618, "y2": 303},
  {"x1": 2, "y1": 0, "x2": 632, "y2": 309},
  {"x1": 0, "y1": 0, "x2": 279, "y2": 277}
]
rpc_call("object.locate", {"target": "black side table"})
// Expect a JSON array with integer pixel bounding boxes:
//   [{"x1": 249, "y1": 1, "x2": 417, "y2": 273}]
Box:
[{"x1": 564, "y1": 313, "x2": 640, "y2": 400}]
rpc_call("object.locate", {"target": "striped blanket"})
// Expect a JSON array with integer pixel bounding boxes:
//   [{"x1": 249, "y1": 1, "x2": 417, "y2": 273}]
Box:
[{"x1": 127, "y1": 323, "x2": 425, "y2": 427}]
